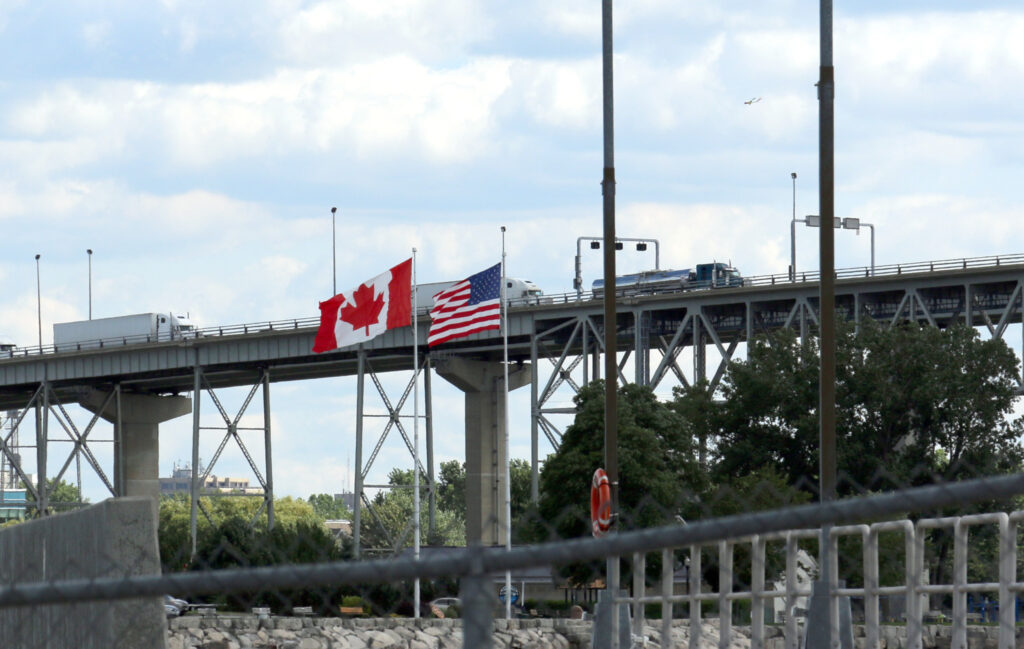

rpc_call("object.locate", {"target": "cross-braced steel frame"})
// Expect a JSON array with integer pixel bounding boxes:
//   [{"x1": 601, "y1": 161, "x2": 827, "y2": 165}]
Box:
[
  {"x1": 0, "y1": 381, "x2": 121, "y2": 517},
  {"x1": 352, "y1": 350, "x2": 435, "y2": 559},
  {"x1": 189, "y1": 365, "x2": 275, "y2": 554}
]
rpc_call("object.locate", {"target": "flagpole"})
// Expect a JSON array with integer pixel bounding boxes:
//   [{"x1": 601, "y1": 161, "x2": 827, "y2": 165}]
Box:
[
  {"x1": 501, "y1": 226, "x2": 512, "y2": 620},
  {"x1": 412, "y1": 248, "x2": 421, "y2": 619}
]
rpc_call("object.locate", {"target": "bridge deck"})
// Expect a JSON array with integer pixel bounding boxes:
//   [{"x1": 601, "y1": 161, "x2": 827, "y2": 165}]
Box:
[{"x1": 1, "y1": 257, "x2": 1023, "y2": 410}]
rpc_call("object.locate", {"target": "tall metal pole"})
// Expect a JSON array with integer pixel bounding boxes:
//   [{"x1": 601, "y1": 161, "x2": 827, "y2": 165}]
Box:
[
  {"x1": 331, "y1": 207, "x2": 337, "y2": 295},
  {"x1": 818, "y1": 0, "x2": 836, "y2": 508},
  {"x1": 191, "y1": 363, "x2": 201, "y2": 555},
  {"x1": 790, "y1": 174, "x2": 797, "y2": 281},
  {"x1": 34, "y1": 254, "x2": 41, "y2": 348},
  {"x1": 412, "y1": 248, "x2": 420, "y2": 618},
  {"x1": 37, "y1": 379, "x2": 48, "y2": 517},
  {"x1": 87, "y1": 249, "x2": 93, "y2": 320},
  {"x1": 818, "y1": 0, "x2": 837, "y2": 643},
  {"x1": 501, "y1": 226, "x2": 512, "y2": 620},
  {"x1": 601, "y1": 0, "x2": 620, "y2": 645},
  {"x1": 262, "y1": 370, "x2": 274, "y2": 530},
  {"x1": 354, "y1": 349, "x2": 365, "y2": 559},
  {"x1": 424, "y1": 355, "x2": 436, "y2": 538}
]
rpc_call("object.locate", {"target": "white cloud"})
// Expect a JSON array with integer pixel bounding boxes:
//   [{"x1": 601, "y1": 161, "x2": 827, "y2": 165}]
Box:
[
  {"x1": 178, "y1": 19, "x2": 198, "y2": 53},
  {"x1": 840, "y1": 12, "x2": 1024, "y2": 109},
  {"x1": 81, "y1": 20, "x2": 112, "y2": 49},
  {"x1": 276, "y1": 0, "x2": 492, "y2": 66},
  {"x1": 512, "y1": 58, "x2": 600, "y2": 130},
  {"x1": 5, "y1": 59, "x2": 513, "y2": 167}
]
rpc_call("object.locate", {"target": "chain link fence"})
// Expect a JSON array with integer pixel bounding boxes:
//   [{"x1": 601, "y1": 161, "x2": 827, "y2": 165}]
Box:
[{"x1": 3, "y1": 320, "x2": 1024, "y2": 647}]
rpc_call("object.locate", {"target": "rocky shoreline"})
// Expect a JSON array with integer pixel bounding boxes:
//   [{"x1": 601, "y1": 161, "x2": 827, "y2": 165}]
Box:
[{"x1": 168, "y1": 615, "x2": 1023, "y2": 649}]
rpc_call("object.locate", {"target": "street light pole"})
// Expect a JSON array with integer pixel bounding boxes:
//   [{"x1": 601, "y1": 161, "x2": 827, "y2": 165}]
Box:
[
  {"x1": 331, "y1": 207, "x2": 337, "y2": 295},
  {"x1": 863, "y1": 222, "x2": 875, "y2": 276},
  {"x1": 35, "y1": 254, "x2": 42, "y2": 348},
  {"x1": 87, "y1": 249, "x2": 93, "y2": 320},
  {"x1": 790, "y1": 173, "x2": 797, "y2": 281}
]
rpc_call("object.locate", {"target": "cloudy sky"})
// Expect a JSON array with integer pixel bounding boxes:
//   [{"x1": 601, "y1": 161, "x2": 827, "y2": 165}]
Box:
[{"x1": 3, "y1": 1, "x2": 1024, "y2": 502}]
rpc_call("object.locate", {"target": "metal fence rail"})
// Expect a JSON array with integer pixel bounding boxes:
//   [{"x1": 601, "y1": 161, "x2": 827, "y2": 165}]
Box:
[
  {"x1": 4, "y1": 253, "x2": 1023, "y2": 359},
  {"x1": 1, "y1": 474, "x2": 1022, "y2": 649}
]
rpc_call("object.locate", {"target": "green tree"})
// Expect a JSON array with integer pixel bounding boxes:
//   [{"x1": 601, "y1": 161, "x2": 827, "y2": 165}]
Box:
[
  {"x1": 307, "y1": 493, "x2": 352, "y2": 521},
  {"x1": 705, "y1": 322, "x2": 1024, "y2": 496},
  {"x1": 436, "y1": 458, "x2": 533, "y2": 538},
  {"x1": 679, "y1": 321, "x2": 1024, "y2": 591},
  {"x1": 360, "y1": 468, "x2": 465, "y2": 550},
  {"x1": 528, "y1": 381, "x2": 705, "y2": 585},
  {"x1": 158, "y1": 493, "x2": 349, "y2": 613},
  {"x1": 23, "y1": 478, "x2": 87, "y2": 514}
]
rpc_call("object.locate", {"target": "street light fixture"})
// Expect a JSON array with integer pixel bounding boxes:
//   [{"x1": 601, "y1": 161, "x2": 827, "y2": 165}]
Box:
[{"x1": 574, "y1": 236, "x2": 660, "y2": 298}]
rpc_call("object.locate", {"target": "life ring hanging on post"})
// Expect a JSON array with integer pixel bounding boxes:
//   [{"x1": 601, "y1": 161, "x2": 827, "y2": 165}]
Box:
[{"x1": 591, "y1": 468, "x2": 612, "y2": 537}]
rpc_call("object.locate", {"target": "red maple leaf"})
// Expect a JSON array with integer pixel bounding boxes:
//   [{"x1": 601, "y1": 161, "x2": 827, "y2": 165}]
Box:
[{"x1": 340, "y1": 282, "x2": 386, "y2": 334}]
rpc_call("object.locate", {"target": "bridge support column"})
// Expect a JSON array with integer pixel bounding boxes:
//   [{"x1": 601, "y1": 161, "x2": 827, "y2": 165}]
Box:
[
  {"x1": 435, "y1": 357, "x2": 531, "y2": 546},
  {"x1": 82, "y1": 390, "x2": 191, "y2": 503}
]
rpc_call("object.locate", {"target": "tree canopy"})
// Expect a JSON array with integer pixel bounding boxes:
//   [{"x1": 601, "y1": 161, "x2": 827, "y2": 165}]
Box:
[
  {"x1": 525, "y1": 381, "x2": 706, "y2": 584},
  {"x1": 705, "y1": 321, "x2": 1024, "y2": 496}
]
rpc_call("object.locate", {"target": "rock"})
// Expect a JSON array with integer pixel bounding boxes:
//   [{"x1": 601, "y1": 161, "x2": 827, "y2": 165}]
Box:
[{"x1": 365, "y1": 630, "x2": 397, "y2": 648}]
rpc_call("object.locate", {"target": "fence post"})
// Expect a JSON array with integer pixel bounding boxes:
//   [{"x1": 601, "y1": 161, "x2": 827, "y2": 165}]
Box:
[
  {"x1": 661, "y1": 547, "x2": 673, "y2": 648},
  {"x1": 689, "y1": 545, "x2": 702, "y2": 649},
  {"x1": 461, "y1": 545, "x2": 493, "y2": 649},
  {"x1": 751, "y1": 536, "x2": 765, "y2": 649},
  {"x1": 785, "y1": 534, "x2": 798, "y2": 649},
  {"x1": 997, "y1": 514, "x2": 1014, "y2": 649},
  {"x1": 633, "y1": 552, "x2": 645, "y2": 631},
  {"x1": 718, "y1": 541, "x2": 733, "y2": 649},
  {"x1": 909, "y1": 521, "x2": 926, "y2": 649},
  {"x1": 953, "y1": 519, "x2": 967, "y2": 649},
  {"x1": 865, "y1": 527, "x2": 879, "y2": 649}
]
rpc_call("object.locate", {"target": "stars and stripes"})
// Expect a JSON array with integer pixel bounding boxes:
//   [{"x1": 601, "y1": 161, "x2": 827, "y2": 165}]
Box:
[{"x1": 428, "y1": 263, "x2": 502, "y2": 347}]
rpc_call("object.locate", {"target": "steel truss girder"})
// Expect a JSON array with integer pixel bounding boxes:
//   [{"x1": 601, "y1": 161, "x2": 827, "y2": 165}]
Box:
[
  {"x1": 189, "y1": 366, "x2": 275, "y2": 554},
  {"x1": 352, "y1": 353, "x2": 435, "y2": 558},
  {"x1": 649, "y1": 307, "x2": 747, "y2": 394},
  {"x1": 529, "y1": 276, "x2": 1024, "y2": 499}
]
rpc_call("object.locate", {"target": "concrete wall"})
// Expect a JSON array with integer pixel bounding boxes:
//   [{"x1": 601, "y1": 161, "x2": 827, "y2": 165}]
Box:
[{"x1": 0, "y1": 497, "x2": 166, "y2": 649}]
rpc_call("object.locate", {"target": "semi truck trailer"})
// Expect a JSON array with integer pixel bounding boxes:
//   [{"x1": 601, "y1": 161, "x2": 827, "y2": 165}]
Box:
[{"x1": 53, "y1": 313, "x2": 196, "y2": 351}]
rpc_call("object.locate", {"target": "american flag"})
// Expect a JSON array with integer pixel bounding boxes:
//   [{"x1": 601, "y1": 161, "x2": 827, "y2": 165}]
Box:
[{"x1": 428, "y1": 263, "x2": 502, "y2": 347}]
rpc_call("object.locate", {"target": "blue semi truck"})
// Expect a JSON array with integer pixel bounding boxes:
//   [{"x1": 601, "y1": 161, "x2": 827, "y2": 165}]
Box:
[{"x1": 592, "y1": 262, "x2": 743, "y2": 297}]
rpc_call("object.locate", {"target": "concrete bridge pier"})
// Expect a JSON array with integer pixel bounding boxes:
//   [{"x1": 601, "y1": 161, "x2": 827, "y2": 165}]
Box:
[
  {"x1": 435, "y1": 357, "x2": 531, "y2": 546},
  {"x1": 82, "y1": 389, "x2": 191, "y2": 503}
]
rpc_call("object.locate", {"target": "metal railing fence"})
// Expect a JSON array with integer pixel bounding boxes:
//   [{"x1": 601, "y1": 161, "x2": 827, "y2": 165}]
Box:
[
  {"x1": 3, "y1": 253, "x2": 1023, "y2": 359},
  {"x1": 0, "y1": 474, "x2": 1021, "y2": 648},
  {"x1": 626, "y1": 509, "x2": 1023, "y2": 649}
]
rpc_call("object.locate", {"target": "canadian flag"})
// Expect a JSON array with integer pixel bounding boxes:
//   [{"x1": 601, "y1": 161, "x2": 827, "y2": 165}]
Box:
[{"x1": 313, "y1": 258, "x2": 412, "y2": 353}]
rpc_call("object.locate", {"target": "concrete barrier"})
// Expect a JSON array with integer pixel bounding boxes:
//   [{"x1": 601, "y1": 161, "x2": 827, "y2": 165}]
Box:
[{"x1": 0, "y1": 497, "x2": 166, "y2": 649}]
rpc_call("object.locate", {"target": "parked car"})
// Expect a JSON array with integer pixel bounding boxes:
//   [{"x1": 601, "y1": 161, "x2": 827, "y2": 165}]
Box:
[
  {"x1": 164, "y1": 595, "x2": 189, "y2": 618},
  {"x1": 429, "y1": 597, "x2": 460, "y2": 610}
]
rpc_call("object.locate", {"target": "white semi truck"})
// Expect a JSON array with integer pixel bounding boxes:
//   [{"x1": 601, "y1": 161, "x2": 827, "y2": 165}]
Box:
[
  {"x1": 415, "y1": 278, "x2": 544, "y2": 311},
  {"x1": 53, "y1": 313, "x2": 196, "y2": 351}
]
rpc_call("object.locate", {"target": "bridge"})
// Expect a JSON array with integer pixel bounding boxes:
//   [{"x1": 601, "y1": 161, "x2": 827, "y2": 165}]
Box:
[{"x1": 1, "y1": 253, "x2": 1023, "y2": 554}]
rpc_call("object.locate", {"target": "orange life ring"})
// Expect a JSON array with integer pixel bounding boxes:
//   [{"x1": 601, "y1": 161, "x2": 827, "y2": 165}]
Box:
[{"x1": 590, "y1": 468, "x2": 612, "y2": 537}]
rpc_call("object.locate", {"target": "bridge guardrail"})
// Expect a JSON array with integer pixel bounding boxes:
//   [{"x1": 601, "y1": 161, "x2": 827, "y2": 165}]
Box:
[{"x1": 3, "y1": 253, "x2": 1023, "y2": 360}]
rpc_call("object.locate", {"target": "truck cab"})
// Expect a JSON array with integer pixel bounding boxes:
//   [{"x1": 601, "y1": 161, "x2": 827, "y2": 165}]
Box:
[
  {"x1": 694, "y1": 262, "x2": 743, "y2": 288},
  {"x1": 505, "y1": 278, "x2": 544, "y2": 304}
]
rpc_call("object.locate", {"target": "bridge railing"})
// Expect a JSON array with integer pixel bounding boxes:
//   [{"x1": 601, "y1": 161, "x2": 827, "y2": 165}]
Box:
[{"x1": 3, "y1": 253, "x2": 1024, "y2": 359}]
